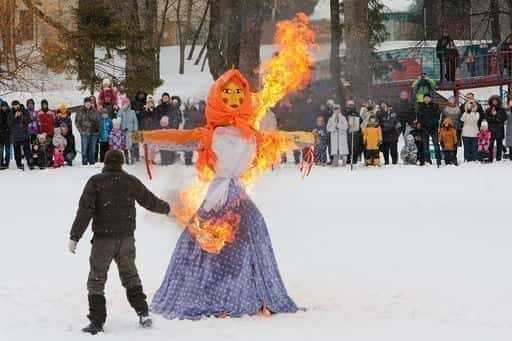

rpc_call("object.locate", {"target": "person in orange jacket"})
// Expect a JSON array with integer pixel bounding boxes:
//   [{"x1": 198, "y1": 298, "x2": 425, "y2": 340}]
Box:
[
  {"x1": 363, "y1": 115, "x2": 382, "y2": 166},
  {"x1": 438, "y1": 117, "x2": 458, "y2": 165}
]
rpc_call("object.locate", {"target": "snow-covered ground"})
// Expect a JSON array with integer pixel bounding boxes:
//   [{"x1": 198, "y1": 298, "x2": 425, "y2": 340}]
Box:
[{"x1": 2, "y1": 161, "x2": 512, "y2": 340}]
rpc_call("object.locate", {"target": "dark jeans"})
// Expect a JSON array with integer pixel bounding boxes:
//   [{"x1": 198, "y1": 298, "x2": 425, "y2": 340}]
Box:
[
  {"x1": 131, "y1": 143, "x2": 140, "y2": 162},
  {"x1": 0, "y1": 143, "x2": 11, "y2": 168},
  {"x1": 489, "y1": 138, "x2": 503, "y2": 162},
  {"x1": 348, "y1": 131, "x2": 362, "y2": 163},
  {"x1": 98, "y1": 142, "x2": 109, "y2": 163},
  {"x1": 13, "y1": 140, "x2": 31, "y2": 168},
  {"x1": 462, "y1": 137, "x2": 478, "y2": 161},
  {"x1": 381, "y1": 141, "x2": 398, "y2": 164},
  {"x1": 415, "y1": 141, "x2": 425, "y2": 164},
  {"x1": 81, "y1": 134, "x2": 98, "y2": 165},
  {"x1": 65, "y1": 152, "x2": 76, "y2": 166},
  {"x1": 422, "y1": 130, "x2": 442, "y2": 165},
  {"x1": 184, "y1": 151, "x2": 194, "y2": 166},
  {"x1": 443, "y1": 150, "x2": 457, "y2": 165}
]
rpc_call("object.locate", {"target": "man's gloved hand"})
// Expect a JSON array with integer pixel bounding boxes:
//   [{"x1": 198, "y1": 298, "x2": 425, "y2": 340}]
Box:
[{"x1": 68, "y1": 240, "x2": 78, "y2": 254}]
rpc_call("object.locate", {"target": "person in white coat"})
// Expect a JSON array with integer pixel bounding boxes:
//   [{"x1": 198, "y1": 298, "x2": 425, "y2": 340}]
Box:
[
  {"x1": 327, "y1": 105, "x2": 349, "y2": 167},
  {"x1": 461, "y1": 101, "x2": 480, "y2": 162}
]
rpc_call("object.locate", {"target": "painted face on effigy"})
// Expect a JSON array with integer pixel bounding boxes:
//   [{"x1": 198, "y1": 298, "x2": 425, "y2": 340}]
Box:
[{"x1": 221, "y1": 81, "x2": 245, "y2": 110}]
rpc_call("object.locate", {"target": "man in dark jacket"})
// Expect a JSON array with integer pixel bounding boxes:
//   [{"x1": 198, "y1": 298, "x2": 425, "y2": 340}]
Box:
[
  {"x1": 0, "y1": 101, "x2": 11, "y2": 170},
  {"x1": 483, "y1": 95, "x2": 507, "y2": 162},
  {"x1": 69, "y1": 150, "x2": 170, "y2": 335},
  {"x1": 132, "y1": 90, "x2": 147, "y2": 127},
  {"x1": 417, "y1": 94, "x2": 442, "y2": 166},
  {"x1": 394, "y1": 90, "x2": 416, "y2": 142},
  {"x1": 76, "y1": 97, "x2": 100, "y2": 165},
  {"x1": 7, "y1": 100, "x2": 32, "y2": 170},
  {"x1": 183, "y1": 99, "x2": 206, "y2": 165}
]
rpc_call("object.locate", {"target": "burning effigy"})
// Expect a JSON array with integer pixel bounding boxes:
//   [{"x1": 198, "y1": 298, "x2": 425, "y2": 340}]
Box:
[{"x1": 134, "y1": 13, "x2": 316, "y2": 320}]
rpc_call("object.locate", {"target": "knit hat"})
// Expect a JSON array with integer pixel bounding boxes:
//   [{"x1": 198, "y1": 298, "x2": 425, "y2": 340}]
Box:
[
  {"x1": 162, "y1": 92, "x2": 170, "y2": 99},
  {"x1": 84, "y1": 97, "x2": 92, "y2": 104},
  {"x1": 58, "y1": 103, "x2": 68, "y2": 113},
  {"x1": 481, "y1": 120, "x2": 489, "y2": 129},
  {"x1": 102, "y1": 78, "x2": 111, "y2": 87},
  {"x1": 41, "y1": 99, "x2": 48, "y2": 107},
  {"x1": 104, "y1": 150, "x2": 124, "y2": 169},
  {"x1": 112, "y1": 118, "x2": 121, "y2": 127}
]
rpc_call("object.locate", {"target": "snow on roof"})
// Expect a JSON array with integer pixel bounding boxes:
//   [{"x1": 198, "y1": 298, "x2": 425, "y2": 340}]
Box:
[{"x1": 310, "y1": 0, "x2": 414, "y2": 20}]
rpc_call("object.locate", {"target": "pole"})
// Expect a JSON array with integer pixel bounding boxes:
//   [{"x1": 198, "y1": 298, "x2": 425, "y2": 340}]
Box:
[{"x1": 350, "y1": 118, "x2": 355, "y2": 171}]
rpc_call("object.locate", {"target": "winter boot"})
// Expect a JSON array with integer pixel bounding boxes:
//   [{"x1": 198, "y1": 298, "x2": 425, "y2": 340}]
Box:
[
  {"x1": 82, "y1": 321, "x2": 104, "y2": 335},
  {"x1": 126, "y1": 286, "x2": 151, "y2": 327},
  {"x1": 85, "y1": 295, "x2": 106, "y2": 334},
  {"x1": 331, "y1": 154, "x2": 339, "y2": 167}
]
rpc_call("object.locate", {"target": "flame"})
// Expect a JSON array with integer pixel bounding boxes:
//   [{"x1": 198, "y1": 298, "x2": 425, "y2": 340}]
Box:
[
  {"x1": 252, "y1": 12, "x2": 316, "y2": 128},
  {"x1": 173, "y1": 13, "x2": 315, "y2": 254}
]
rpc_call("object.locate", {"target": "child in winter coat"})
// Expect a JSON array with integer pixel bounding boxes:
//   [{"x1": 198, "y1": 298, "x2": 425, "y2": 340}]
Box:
[
  {"x1": 409, "y1": 120, "x2": 425, "y2": 165},
  {"x1": 438, "y1": 117, "x2": 458, "y2": 165},
  {"x1": 401, "y1": 134, "x2": 418, "y2": 165},
  {"x1": 313, "y1": 115, "x2": 329, "y2": 165},
  {"x1": 363, "y1": 116, "x2": 382, "y2": 166},
  {"x1": 477, "y1": 120, "x2": 492, "y2": 162},
  {"x1": 54, "y1": 103, "x2": 73, "y2": 131},
  {"x1": 52, "y1": 127, "x2": 67, "y2": 168},
  {"x1": 108, "y1": 118, "x2": 128, "y2": 161},
  {"x1": 98, "y1": 109, "x2": 113, "y2": 162},
  {"x1": 32, "y1": 133, "x2": 53, "y2": 169},
  {"x1": 326, "y1": 105, "x2": 349, "y2": 167},
  {"x1": 118, "y1": 97, "x2": 139, "y2": 164}
]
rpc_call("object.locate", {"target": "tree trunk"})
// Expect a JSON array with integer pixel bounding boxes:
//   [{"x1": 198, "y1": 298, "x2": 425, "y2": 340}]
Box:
[
  {"x1": 124, "y1": 0, "x2": 159, "y2": 96},
  {"x1": 207, "y1": 0, "x2": 227, "y2": 79},
  {"x1": 76, "y1": 0, "x2": 96, "y2": 92},
  {"x1": 344, "y1": 0, "x2": 371, "y2": 103},
  {"x1": 239, "y1": 0, "x2": 266, "y2": 89},
  {"x1": 329, "y1": 0, "x2": 345, "y2": 105},
  {"x1": 177, "y1": 0, "x2": 186, "y2": 74}
]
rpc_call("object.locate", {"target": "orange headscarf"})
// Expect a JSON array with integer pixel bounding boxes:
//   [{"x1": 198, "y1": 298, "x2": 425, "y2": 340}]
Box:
[{"x1": 196, "y1": 69, "x2": 262, "y2": 178}]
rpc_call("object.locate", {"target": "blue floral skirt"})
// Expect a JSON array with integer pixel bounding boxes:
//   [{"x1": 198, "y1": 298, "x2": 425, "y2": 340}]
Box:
[{"x1": 150, "y1": 181, "x2": 299, "y2": 320}]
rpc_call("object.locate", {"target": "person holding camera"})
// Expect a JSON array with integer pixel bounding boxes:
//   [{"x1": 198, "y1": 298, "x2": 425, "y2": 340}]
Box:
[{"x1": 461, "y1": 102, "x2": 480, "y2": 162}]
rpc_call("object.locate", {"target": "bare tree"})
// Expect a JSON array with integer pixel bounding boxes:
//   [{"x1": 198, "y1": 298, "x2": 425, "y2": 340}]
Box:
[
  {"x1": 187, "y1": 0, "x2": 210, "y2": 60},
  {"x1": 177, "y1": 0, "x2": 186, "y2": 74}
]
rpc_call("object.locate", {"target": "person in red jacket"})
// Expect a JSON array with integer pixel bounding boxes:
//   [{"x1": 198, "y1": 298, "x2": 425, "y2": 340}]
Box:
[{"x1": 38, "y1": 99, "x2": 55, "y2": 137}]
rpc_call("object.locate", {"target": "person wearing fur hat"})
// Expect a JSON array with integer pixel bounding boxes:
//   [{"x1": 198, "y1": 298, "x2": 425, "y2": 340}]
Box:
[
  {"x1": 477, "y1": 120, "x2": 492, "y2": 162},
  {"x1": 76, "y1": 97, "x2": 100, "y2": 165},
  {"x1": 400, "y1": 134, "x2": 418, "y2": 165},
  {"x1": 0, "y1": 101, "x2": 11, "y2": 169},
  {"x1": 69, "y1": 149, "x2": 171, "y2": 335},
  {"x1": 118, "y1": 97, "x2": 139, "y2": 163},
  {"x1": 38, "y1": 99, "x2": 55, "y2": 137},
  {"x1": 482, "y1": 95, "x2": 506, "y2": 162},
  {"x1": 8, "y1": 100, "x2": 33, "y2": 170},
  {"x1": 438, "y1": 117, "x2": 458, "y2": 165},
  {"x1": 54, "y1": 103, "x2": 73, "y2": 131}
]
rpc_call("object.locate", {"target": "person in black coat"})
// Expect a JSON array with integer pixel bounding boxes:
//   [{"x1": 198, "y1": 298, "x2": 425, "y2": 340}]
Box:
[
  {"x1": 68, "y1": 150, "x2": 170, "y2": 335},
  {"x1": 60, "y1": 122, "x2": 76, "y2": 166},
  {"x1": 183, "y1": 99, "x2": 206, "y2": 166},
  {"x1": 0, "y1": 101, "x2": 11, "y2": 169},
  {"x1": 394, "y1": 90, "x2": 416, "y2": 142},
  {"x1": 483, "y1": 95, "x2": 506, "y2": 162},
  {"x1": 132, "y1": 90, "x2": 147, "y2": 127},
  {"x1": 377, "y1": 101, "x2": 401, "y2": 165},
  {"x1": 416, "y1": 94, "x2": 442, "y2": 166},
  {"x1": 436, "y1": 30, "x2": 459, "y2": 82},
  {"x1": 7, "y1": 100, "x2": 32, "y2": 170},
  {"x1": 169, "y1": 96, "x2": 183, "y2": 129}
]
